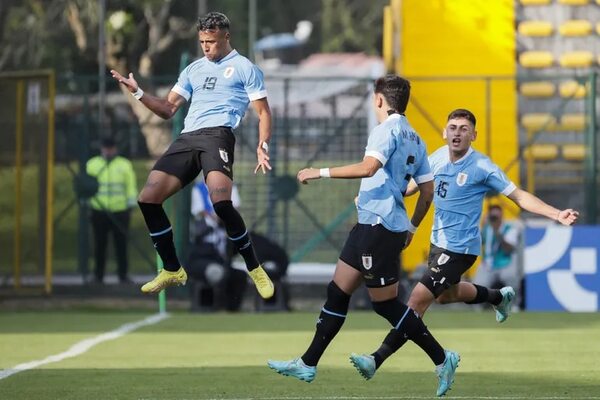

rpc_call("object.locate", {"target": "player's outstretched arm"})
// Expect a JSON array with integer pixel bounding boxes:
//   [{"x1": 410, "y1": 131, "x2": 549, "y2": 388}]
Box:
[
  {"x1": 507, "y1": 187, "x2": 579, "y2": 226},
  {"x1": 110, "y1": 70, "x2": 186, "y2": 120},
  {"x1": 297, "y1": 156, "x2": 382, "y2": 184},
  {"x1": 251, "y1": 98, "x2": 273, "y2": 174}
]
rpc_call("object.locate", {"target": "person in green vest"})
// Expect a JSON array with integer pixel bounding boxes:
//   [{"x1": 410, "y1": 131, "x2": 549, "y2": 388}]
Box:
[{"x1": 86, "y1": 137, "x2": 137, "y2": 283}]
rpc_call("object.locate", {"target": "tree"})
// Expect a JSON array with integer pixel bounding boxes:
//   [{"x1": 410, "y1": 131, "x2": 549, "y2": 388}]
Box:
[
  {"x1": 65, "y1": 0, "x2": 197, "y2": 157},
  {"x1": 321, "y1": 0, "x2": 386, "y2": 54}
]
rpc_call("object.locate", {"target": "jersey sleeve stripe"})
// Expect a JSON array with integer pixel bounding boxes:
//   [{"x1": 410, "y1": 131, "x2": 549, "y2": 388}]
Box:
[
  {"x1": 501, "y1": 182, "x2": 517, "y2": 196},
  {"x1": 248, "y1": 90, "x2": 268, "y2": 101},
  {"x1": 414, "y1": 172, "x2": 434, "y2": 184},
  {"x1": 365, "y1": 150, "x2": 387, "y2": 166},
  {"x1": 171, "y1": 84, "x2": 191, "y2": 101}
]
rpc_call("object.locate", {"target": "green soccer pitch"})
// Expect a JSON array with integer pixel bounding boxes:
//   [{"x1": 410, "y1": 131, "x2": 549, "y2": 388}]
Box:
[{"x1": 1, "y1": 311, "x2": 599, "y2": 400}]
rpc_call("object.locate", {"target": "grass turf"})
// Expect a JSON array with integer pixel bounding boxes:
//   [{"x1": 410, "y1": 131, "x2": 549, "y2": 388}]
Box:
[{"x1": 1, "y1": 311, "x2": 599, "y2": 399}]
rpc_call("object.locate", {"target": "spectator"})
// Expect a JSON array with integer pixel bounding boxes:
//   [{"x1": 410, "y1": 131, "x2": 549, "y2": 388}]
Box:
[
  {"x1": 189, "y1": 181, "x2": 289, "y2": 311},
  {"x1": 473, "y1": 204, "x2": 521, "y2": 299},
  {"x1": 86, "y1": 137, "x2": 137, "y2": 283}
]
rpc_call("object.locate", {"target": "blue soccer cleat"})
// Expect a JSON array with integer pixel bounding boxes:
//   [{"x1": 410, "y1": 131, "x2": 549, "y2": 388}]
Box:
[
  {"x1": 493, "y1": 286, "x2": 516, "y2": 323},
  {"x1": 267, "y1": 357, "x2": 316, "y2": 383},
  {"x1": 349, "y1": 353, "x2": 376, "y2": 380},
  {"x1": 436, "y1": 350, "x2": 460, "y2": 397}
]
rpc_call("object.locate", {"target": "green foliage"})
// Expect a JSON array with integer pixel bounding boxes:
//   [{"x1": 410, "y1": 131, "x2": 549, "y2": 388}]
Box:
[{"x1": 321, "y1": 0, "x2": 388, "y2": 54}]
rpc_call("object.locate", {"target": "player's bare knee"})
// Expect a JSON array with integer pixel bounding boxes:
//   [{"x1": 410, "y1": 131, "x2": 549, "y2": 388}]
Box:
[
  {"x1": 209, "y1": 186, "x2": 231, "y2": 203},
  {"x1": 137, "y1": 190, "x2": 162, "y2": 204}
]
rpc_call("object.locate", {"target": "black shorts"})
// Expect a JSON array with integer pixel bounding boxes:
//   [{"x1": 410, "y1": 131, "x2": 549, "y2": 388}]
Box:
[
  {"x1": 419, "y1": 243, "x2": 478, "y2": 298},
  {"x1": 152, "y1": 127, "x2": 235, "y2": 187},
  {"x1": 339, "y1": 223, "x2": 407, "y2": 288}
]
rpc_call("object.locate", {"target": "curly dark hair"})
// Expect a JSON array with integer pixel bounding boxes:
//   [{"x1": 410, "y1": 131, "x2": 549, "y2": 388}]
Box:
[
  {"x1": 197, "y1": 12, "x2": 230, "y2": 32},
  {"x1": 374, "y1": 74, "x2": 411, "y2": 114}
]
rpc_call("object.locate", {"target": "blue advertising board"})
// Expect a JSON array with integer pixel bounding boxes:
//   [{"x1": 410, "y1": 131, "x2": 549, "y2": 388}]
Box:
[{"x1": 525, "y1": 226, "x2": 600, "y2": 311}]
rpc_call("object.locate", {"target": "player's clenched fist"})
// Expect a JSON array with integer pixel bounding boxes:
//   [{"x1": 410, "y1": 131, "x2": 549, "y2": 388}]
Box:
[{"x1": 557, "y1": 209, "x2": 579, "y2": 226}]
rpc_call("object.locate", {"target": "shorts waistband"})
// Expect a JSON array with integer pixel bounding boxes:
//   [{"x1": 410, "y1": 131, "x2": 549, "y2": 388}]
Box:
[{"x1": 182, "y1": 126, "x2": 233, "y2": 135}]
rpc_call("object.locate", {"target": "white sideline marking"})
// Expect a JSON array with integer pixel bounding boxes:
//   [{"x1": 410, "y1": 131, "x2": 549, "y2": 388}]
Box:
[
  {"x1": 183, "y1": 397, "x2": 600, "y2": 400},
  {"x1": 0, "y1": 312, "x2": 169, "y2": 380},
  {"x1": 148, "y1": 397, "x2": 600, "y2": 400}
]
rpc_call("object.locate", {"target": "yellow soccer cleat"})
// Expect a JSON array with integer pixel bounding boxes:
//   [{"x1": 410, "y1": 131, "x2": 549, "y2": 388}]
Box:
[
  {"x1": 248, "y1": 265, "x2": 275, "y2": 299},
  {"x1": 141, "y1": 267, "x2": 187, "y2": 294}
]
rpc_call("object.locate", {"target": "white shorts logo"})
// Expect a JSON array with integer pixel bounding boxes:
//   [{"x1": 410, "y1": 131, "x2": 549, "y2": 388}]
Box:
[
  {"x1": 456, "y1": 172, "x2": 468, "y2": 186},
  {"x1": 223, "y1": 67, "x2": 235, "y2": 78},
  {"x1": 362, "y1": 255, "x2": 373, "y2": 270},
  {"x1": 437, "y1": 253, "x2": 450, "y2": 265},
  {"x1": 219, "y1": 148, "x2": 229, "y2": 163}
]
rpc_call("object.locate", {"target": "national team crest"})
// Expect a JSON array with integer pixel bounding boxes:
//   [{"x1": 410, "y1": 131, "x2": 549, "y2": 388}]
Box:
[
  {"x1": 437, "y1": 253, "x2": 450, "y2": 265},
  {"x1": 219, "y1": 148, "x2": 229, "y2": 163},
  {"x1": 456, "y1": 172, "x2": 468, "y2": 186},
  {"x1": 223, "y1": 66, "x2": 235, "y2": 78},
  {"x1": 362, "y1": 254, "x2": 373, "y2": 270}
]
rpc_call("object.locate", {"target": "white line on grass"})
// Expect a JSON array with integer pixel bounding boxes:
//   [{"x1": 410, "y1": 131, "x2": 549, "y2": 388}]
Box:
[
  {"x1": 145, "y1": 397, "x2": 600, "y2": 400},
  {"x1": 0, "y1": 312, "x2": 169, "y2": 380}
]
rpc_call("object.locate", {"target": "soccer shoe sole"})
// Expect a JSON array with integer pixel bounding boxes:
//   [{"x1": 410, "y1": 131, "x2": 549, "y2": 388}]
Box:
[
  {"x1": 349, "y1": 353, "x2": 376, "y2": 380},
  {"x1": 267, "y1": 360, "x2": 315, "y2": 383}
]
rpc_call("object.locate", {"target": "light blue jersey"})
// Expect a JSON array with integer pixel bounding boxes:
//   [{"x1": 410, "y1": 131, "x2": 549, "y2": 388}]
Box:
[
  {"x1": 429, "y1": 146, "x2": 516, "y2": 255},
  {"x1": 172, "y1": 50, "x2": 267, "y2": 133},
  {"x1": 356, "y1": 114, "x2": 433, "y2": 232}
]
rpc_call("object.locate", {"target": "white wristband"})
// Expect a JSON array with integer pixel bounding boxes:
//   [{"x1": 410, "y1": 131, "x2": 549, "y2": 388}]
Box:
[
  {"x1": 260, "y1": 141, "x2": 269, "y2": 153},
  {"x1": 131, "y1": 87, "x2": 144, "y2": 100},
  {"x1": 408, "y1": 221, "x2": 417, "y2": 233},
  {"x1": 319, "y1": 168, "x2": 331, "y2": 178}
]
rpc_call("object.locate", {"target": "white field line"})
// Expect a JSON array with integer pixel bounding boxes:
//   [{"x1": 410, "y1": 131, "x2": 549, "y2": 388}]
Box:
[
  {"x1": 0, "y1": 312, "x2": 169, "y2": 380},
  {"x1": 139, "y1": 397, "x2": 600, "y2": 400}
]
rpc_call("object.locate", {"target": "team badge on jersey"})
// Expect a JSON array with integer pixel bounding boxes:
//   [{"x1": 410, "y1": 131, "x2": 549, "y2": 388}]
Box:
[
  {"x1": 362, "y1": 254, "x2": 373, "y2": 270},
  {"x1": 219, "y1": 148, "x2": 229, "y2": 163},
  {"x1": 456, "y1": 172, "x2": 468, "y2": 186},
  {"x1": 223, "y1": 66, "x2": 235, "y2": 79}
]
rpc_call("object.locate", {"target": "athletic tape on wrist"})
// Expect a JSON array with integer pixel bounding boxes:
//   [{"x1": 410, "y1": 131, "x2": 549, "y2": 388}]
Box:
[
  {"x1": 131, "y1": 87, "x2": 144, "y2": 100},
  {"x1": 408, "y1": 222, "x2": 417, "y2": 233},
  {"x1": 319, "y1": 168, "x2": 331, "y2": 178}
]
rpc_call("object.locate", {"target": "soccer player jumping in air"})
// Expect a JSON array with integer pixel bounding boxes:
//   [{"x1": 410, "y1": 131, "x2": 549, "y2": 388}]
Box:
[
  {"x1": 110, "y1": 12, "x2": 274, "y2": 298},
  {"x1": 268, "y1": 75, "x2": 460, "y2": 397},
  {"x1": 350, "y1": 108, "x2": 579, "y2": 379}
]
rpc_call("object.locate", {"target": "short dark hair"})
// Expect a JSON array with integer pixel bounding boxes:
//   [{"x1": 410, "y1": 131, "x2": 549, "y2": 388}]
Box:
[
  {"x1": 447, "y1": 108, "x2": 477, "y2": 127},
  {"x1": 488, "y1": 204, "x2": 502, "y2": 212},
  {"x1": 100, "y1": 137, "x2": 116, "y2": 148},
  {"x1": 197, "y1": 12, "x2": 230, "y2": 32},
  {"x1": 374, "y1": 74, "x2": 411, "y2": 113}
]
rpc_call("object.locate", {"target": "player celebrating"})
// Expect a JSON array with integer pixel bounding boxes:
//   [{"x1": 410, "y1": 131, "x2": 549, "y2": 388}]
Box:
[
  {"x1": 350, "y1": 108, "x2": 579, "y2": 378},
  {"x1": 268, "y1": 75, "x2": 460, "y2": 397},
  {"x1": 110, "y1": 12, "x2": 274, "y2": 298}
]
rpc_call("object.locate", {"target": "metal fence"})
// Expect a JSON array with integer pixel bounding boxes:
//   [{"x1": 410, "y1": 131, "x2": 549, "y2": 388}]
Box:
[
  {"x1": 1, "y1": 69, "x2": 598, "y2": 290},
  {"x1": 46, "y1": 74, "x2": 375, "y2": 282}
]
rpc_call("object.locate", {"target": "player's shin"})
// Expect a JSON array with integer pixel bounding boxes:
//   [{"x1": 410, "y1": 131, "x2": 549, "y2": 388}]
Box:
[
  {"x1": 464, "y1": 283, "x2": 502, "y2": 305},
  {"x1": 371, "y1": 328, "x2": 408, "y2": 368},
  {"x1": 213, "y1": 200, "x2": 260, "y2": 271},
  {"x1": 138, "y1": 201, "x2": 181, "y2": 271},
  {"x1": 301, "y1": 281, "x2": 350, "y2": 366},
  {"x1": 372, "y1": 298, "x2": 446, "y2": 366}
]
